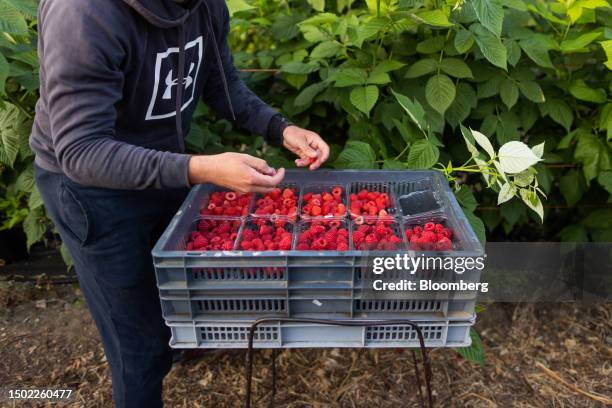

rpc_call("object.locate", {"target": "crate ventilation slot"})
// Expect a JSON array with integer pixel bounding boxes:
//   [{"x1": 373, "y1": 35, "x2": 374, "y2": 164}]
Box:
[
  {"x1": 199, "y1": 326, "x2": 278, "y2": 342},
  {"x1": 192, "y1": 267, "x2": 285, "y2": 280},
  {"x1": 197, "y1": 299, "x2": 286, "y2": 313},
  {"x1": 355, "y1": 300, "x2": 443, "y2": 312},
  {"x1": 366, "y1": 325, "x2": 444, "y2": 341}
]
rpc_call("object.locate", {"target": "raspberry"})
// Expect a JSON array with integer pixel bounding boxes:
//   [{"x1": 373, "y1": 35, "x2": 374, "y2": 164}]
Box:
[
  {"x1": 424, "y1": 222, "x2": 436, "y2": 232},
  {"x1": 434, "y1": 223, "x2": 445, "y2": 233},
  {"x1": 222, "y1": 240, "x2": 234, "y2": 250},
  {"x1": 241, "y1": 240, "x2": 253, "y2": 250},
  {"x1": 297, "y1": 242, "x2": 310, "y2": 250},
  {"x1": 436, "y1": 237, "x2": 452, "y2": 251},
  {"x1": 201, "y1": 191, "x2": 251, "y2": 217},
  {"x1": 187, "y1": 219, "x2": 240, "y2": 251},
  {"x1": 349, "y1": 188, "x2": 392, "y2": 218},
  {"x1": 421, "y1": 231, "x2": 437, "y2": 243},
  {"x1": 364, "y1": 233, "x2": 378, "y2": 248},
  {"x1": 254, "y1": 187, "x2": 297, "y2": 219},
  {"x1": 301, "y1": 186, "x2": 345, "y2": 217},
  {"x1": 374, "y1": 224, "x2": 388, "y2": 237},
  {"x1": 337, "y1": 241, "x2": 349, "y2": 251},
  {"x1": 313, "y1": 238, "x2": 328, "y2": 250}
]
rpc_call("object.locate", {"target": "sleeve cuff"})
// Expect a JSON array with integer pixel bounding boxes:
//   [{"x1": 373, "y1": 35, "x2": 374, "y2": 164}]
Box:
[
  {"x1": 160, "y1": 152, "x2": 192, "y2": 189},
  {"x1": 266, "y1": 113, "x2": 293, "y2": 146}
]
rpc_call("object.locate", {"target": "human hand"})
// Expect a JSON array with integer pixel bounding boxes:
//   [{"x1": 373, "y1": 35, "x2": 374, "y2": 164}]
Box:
[
  {"x1": 188, "y1": 152, "x2": 285, "y2": 193},
  {"x1": 282, "y1": 125, "x2": 330, "y2": 170}
]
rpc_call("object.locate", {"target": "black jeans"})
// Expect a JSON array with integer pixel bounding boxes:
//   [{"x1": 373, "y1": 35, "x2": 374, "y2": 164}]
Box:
[{"x1": 35, "y1": 164, "x2": 188, "y2": 407}]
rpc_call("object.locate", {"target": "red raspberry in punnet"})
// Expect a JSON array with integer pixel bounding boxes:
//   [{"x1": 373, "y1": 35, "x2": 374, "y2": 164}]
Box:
[
  {"x1": 405, "y1": 221, "x2": 454, "y2": 251},
  {"x1": 238, "y1": 217, "x2": 293, "y2": 251},
  {"x1": 352, "y1": 221, "x2": 402, "y2": 251},
  {"x1": 200, "y1": 191, "x2": 252, "y2": 217},
  {"x1": 186, "y1": 219, "x2": 241, "y2": 251},
  {"x1": 296, "y1": 220, "x2": 349, "y2": 251},
  {"x1": 349, "y1": 188, "x2": 393, "y2": 219},
  {"x1": 301, "y1": 186, "x2": 346, "y2": 217},
  {"x1": 253, "y1": 187, "x2": 298, "y2": 219}
]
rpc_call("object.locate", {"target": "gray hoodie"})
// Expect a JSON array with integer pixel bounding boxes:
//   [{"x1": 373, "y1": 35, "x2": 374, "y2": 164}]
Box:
[{"x1": 30, "y1": 0, "x2": 280, "y2": 189}]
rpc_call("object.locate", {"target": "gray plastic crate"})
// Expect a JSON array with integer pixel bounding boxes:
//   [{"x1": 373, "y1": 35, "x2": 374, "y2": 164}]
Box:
[
  {"x1": 166, "y1": 319, "x2": 475, "y2": 349},
  {"x1": 152, "y1": 170, "x2": 484, "y2": 348}
]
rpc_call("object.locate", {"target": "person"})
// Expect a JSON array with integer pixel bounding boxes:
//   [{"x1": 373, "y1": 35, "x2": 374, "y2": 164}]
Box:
[{"x1": 29, "y1": 0, "x2": 330, "y2": 406}]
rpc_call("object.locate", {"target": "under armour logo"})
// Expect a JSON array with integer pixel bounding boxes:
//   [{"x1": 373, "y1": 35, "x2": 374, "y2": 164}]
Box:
[
  {"x1": 162, "y1": 62, "x2": 195, "y2": 100},
  {"x1": 145, "y1": 36, "x2": 203, "y2": 120}
]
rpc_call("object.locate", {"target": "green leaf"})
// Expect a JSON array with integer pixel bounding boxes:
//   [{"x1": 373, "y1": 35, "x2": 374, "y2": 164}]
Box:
[
  {"x1": 415, "y1": 9, "x2": 453, "y2": 27},
  {"x1": 455, "y1": 185, "x2": 478, "y2": 212},
  {"x1": 226, "y1": 0, "x2": 254, "y2": 16},
  {"x1": 505, "y1": 40, "x2": 522, "y2": 66},
  {"x1": 310, "y1": 41, "x2": 343, "y2": 58},
  {"x1": 601, "y1": 40, "x2": 612, "y2": 70},
  {"x1": 457, "y1": 329, "x2": 485, "y2": 365},
  {"x1": 0, "y1": 53, "x2": 8, "y2": 95},
  {"x1": 331, "y1": 68, "x2": 368, "y2": 87},
  {"x1": 471, "y1": 128, "x2": 495, "y2": 158},
  {"x1": 560, "y1": 31, "x2": 602, "y2": 52},
  {"x1": 519, "y1": 188, "x2": 543, "y2": 222},
  {"x1": 392, "y1": 90, "x2": 427, "y2": 131},
  {"x1": 23, "y1": 211, "x2": 46, "y2": 251},
  {"x1": 559, "y1": 170, "x2": 584, "y2": 206},
  {"x1": 0, "y1": 0, "x2": 28, "y2": 35},
  {"x1": 280, "y1": 61, "x2": 320, "y2": 74},
  {"x1": 404, "y1": 59, "x2": 438, "y2": 78},
  {"x1": 371, "y1": 60, "x2": 405, "y2": 76},
  {"x1": 271, "y1": 15, "x2": 303, "y2": 41},
  {"x1": 500, "y1": 79, "x2": 519, "y2": 109},
  {"x1": 446, "y1": 83, "x2": 477, "y2": 128},
  {"x1": 470, "y1": 0, "x2": 504, "y2": 38},
  {"x1": 465, "y1": 211, "x2": 486, "y2": 244},
  {"x1": 425, "y1": 74, "x2": 456, "y2": 115},
  {"x1": 28, "y1": 187, "x2": 43, "y2": 210},
  {"x1": 294, "y1": 82, "x2": 328, "y2": 107},
  {"x1": 520, "y1": 38, "x2": 554, "y2": 68},
  {"x1": 574, "y1": 132, "x2": 611, "y2": 182},
  {"x1": 439, "y1": 58, "x2": 473, "y2": 78},
  {"x1": 472, "y1": 23, "x2": 507, "y2": 69},
  {"x1": 517, "y1": 80, "x2": 545, "y2": 103},
  {"x1": 569, "y1": 80, "x2": 607, "y2": 103},
  {"x1": 416, "y1": 36, "x2": 445, "y2": 53},
  {"x1": 541, "y1": 99, "x2": 573, "y2": 131},
  {"x1": 454, "y1": 29, "x2": 475, "y2": 53},
  {"x1": 350, "y1": 85, "x2": 379, "y2": 115},
  {"x1": 0, "y1": 104, "x2": 22, "y2": 167},
  {"x1": 307, "y1": 0, "x2": 325, "y2": 11},
  {"x1": 367, "y1": 71, "x2": 391, "y2": 85},
  {"x1": 581, "y1": 209, "x2": 612, "y2": 229},
  {"x1": 598, "y1": 170, "x2": 612, "y2": 194},
  {"x1": 334, "y1": 140, "x2": 376, "y2": 168},
  {"x1": 406, "y1": 139, "x2": 439, "y2": 169},
  {"x1": 498, "y1": 183, "x2": 516, "y2": 204},
  {"x1": 382, "y1": 159, "x2": 406, "y2": 169},
  {"x1": 59, "y1": 243, "x2": 73, "y2": 269}
]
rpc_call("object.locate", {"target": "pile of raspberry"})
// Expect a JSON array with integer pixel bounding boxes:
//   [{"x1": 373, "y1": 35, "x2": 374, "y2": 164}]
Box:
[
  {"x1": 186, "y1": 219, "x2": 241, "y2": 251},
  {"x1": 239, "y1": 218, "x2": 293, "y2": 251},
  {"x1": 349, "y1": 189, "x2": 392, "y2": 218},
  {"x1": 301, "y1": 186, "x2": 346, "y2": 217},
  {"x1": 352, "y1": 220, "x2": 402, "y2": 250},
  {"x1": 200, "y1": 191, "x2": 251, "y2": 217},
  {"x1": 253, "y1": 187, "x2": 297, "y2": 218},
  {"x1": 296, "y1": 220, "x2": 349, "y2": 251},
  {"x1": 406, "y1": 222, "x2": 453, "y2": 251}
]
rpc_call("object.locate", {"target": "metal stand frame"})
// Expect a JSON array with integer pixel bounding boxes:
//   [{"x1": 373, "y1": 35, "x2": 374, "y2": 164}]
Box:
[{"x1": 244, "y1": 317, "x2": 433, "y2": 408}]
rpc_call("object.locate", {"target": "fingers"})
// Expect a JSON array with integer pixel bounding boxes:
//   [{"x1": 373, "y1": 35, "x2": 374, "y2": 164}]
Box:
[
  {"x1": 309, "y1": 135, "x2": 330, "y2": 170},
  {"x1": 244, "y1": 155, "x2": 275, "y2": 176},
  {"x1": 248, "y1": 166, "x2": 285, "y2": 189}
]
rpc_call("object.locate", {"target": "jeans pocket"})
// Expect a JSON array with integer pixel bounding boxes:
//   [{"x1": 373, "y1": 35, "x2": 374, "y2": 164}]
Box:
[{"x1": 57, "y1": 180, "x2": 91, "y2": 246}]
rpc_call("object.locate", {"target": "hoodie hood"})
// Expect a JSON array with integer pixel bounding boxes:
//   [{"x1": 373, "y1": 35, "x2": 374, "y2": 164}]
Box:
[{"x1": 122, "y1": 0, "x2": 203, "y2": 28}]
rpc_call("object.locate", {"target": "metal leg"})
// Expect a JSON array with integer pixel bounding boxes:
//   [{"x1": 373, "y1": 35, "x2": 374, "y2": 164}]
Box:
[{"x1": 244, "y1": 318, "x2": 434, "y2": 408}]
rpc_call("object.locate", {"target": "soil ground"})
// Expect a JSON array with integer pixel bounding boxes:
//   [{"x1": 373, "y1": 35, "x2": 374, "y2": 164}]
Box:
[{"x1": 0, "y1": 279, "x2": 610, "y2": 408}]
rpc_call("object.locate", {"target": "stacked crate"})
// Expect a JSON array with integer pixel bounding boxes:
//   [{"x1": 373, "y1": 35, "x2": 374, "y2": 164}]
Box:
[{"x1": 152, "y1": 170, "x2": 483, "y2": 349}]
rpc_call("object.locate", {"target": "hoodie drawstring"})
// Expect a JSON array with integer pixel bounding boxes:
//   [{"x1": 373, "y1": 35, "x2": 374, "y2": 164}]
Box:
[
  {"x1": 172, "y1": 1, "x2": 236, "y2": 153},
  {"x1": 175, "y1": 24, "x2": 186, "y2": 152},
  {"x1": 202, "y1": 1, "x2": 236, "y2": 121}
]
